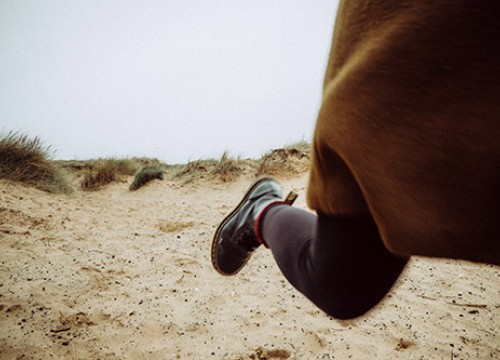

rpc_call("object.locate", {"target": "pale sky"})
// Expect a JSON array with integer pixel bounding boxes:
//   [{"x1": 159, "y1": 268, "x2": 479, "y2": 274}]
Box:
[{"x1": 0, "y1": 1, "x2": 339, "y2": 164}]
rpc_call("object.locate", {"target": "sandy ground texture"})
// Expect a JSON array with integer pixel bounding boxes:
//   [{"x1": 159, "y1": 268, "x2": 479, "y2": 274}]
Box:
[{"x1": 0, "y1": 174, "x2": 499, "y2": 359}]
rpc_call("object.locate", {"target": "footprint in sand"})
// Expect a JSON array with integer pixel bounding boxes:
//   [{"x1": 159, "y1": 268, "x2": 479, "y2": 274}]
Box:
[{"x1": 157, "y1": 221, "x2": 194, "y2": 233}]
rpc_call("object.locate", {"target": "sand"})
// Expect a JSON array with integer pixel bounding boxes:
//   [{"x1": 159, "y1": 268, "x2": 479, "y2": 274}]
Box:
[{"x1": 0, "y1": 174, "x2": 498, "y2": 359}]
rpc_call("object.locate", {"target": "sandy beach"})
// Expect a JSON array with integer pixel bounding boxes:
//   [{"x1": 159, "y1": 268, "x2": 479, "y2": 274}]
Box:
[{"x1": 0, "y1": 173, "x2": 499, "y2": 359}]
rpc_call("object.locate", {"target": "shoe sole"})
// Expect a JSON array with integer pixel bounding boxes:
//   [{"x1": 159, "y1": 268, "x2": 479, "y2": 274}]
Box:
[{"x1": 211, "y1": 175, "x2": 279, "y2": 276}]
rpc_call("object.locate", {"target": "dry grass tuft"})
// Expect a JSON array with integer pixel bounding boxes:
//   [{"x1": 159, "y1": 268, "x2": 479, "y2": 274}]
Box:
[
  {"x1": 130, "y1": 157, "x2": 166, "y2": 168},
  {"x1": 0, "y1": 131, "x2": 73, "y2": 194},
  {"x1": 256, "y1": 141, "x2": 311, "y2": 177},
  {"x1": 172, "y1": 160, "x2": 212, "y2": 185},
  {"x1": 129, "y1": 166, "x2": 164, "y2": 191},
  {"x1": 81, "y1": 158, "x2": 139, "y2": 191},
  {"x1": 212, "y1": 151, "x2": 241, "y2": 182},
  {"x1": 173, "y1": 151, "x2": 242, "y2": 183}
]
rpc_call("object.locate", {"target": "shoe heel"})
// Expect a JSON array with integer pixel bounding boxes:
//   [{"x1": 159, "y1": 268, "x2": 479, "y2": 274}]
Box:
[{"x1": 284, "y1": 191, "x2": 298, "y2": 205}]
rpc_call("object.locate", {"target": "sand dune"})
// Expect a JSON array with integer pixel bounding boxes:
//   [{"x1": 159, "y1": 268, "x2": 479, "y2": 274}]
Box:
[{"x1": 0, "y1": 174, "x2": 499, "y2": 359}]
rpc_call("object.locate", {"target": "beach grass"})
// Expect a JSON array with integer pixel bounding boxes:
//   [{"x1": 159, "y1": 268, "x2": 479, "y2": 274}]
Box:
[
  {"x1": 0, "y1": 131, "x2": 73, "y2": 194},
  {"x1": 129, "y1": 166, "x2": 165, "y2": 191},
  {"x1": 80, "y1": 158, "x2": 140, "y2": 190},
  {"x1": 1, "y1": 131, "x2": 311, "y2": 192}
]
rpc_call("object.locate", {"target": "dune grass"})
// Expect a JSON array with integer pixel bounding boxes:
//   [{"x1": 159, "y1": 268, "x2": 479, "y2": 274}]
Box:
[
  {"x1": 0, "y1": 131, "x2": 73, "y2": 194},
  {"x1": 256, "y1": 141, "x2": 311, "y2": 177},
  {"x1": 0, "y1": 131, "x2": 311, "y2": 192},
  {"x1": 212, "y1": 151, "x2": 241, "y2": 182},
  {"x1": 172, "y1": 151, "x2": 242, "y2": 184},
  {"x1": 129, "y1": 166, "x2": 165, "y2": 191},
  {"x1": 81, "y1": 158, "x2": 140, "y2": 191}
]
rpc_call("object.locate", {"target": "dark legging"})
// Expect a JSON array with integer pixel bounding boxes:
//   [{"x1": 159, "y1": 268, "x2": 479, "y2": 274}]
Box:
[{"x1": 260, "y1": 205, "x2": 408, "y2": 319}]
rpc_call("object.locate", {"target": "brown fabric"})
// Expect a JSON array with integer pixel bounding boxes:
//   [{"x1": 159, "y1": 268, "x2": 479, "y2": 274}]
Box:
[{"x1": 307, "y1": 0, "x2": 500, "y2": 265}]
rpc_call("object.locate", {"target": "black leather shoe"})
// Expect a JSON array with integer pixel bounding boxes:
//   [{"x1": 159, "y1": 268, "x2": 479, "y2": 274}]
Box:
[{"x1": 211, "y1": 176, "x2": 297, "y2": 276}]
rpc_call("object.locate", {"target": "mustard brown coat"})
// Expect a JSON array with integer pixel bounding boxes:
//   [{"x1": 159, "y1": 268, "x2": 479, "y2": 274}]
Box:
[{"x1": 307, "y1": 0, "x2": 500, "y2": 265}]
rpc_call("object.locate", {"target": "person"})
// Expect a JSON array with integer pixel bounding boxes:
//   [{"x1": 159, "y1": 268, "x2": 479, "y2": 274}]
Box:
[{"x1": 211, "y1": 0, "x2": 500, "y2": 320}]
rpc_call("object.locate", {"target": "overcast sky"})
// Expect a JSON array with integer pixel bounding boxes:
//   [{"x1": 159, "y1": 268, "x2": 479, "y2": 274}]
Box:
[{"x1": 1, "y1": 1, "x2": 339, "y2": 164}]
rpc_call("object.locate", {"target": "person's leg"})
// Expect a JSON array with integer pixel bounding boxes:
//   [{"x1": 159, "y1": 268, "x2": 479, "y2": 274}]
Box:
[
  {"x1": 211, "y1": 177, "x2": 408, "y2": 319},
  {"x1": 260, "y1": 205, "x2": 408, "y2": 319}
]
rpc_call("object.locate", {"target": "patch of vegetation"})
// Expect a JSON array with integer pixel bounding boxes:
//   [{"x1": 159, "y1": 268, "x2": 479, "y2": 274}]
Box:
[
  {"x1": 129, "y1": 156, "x2": 166, "y2": 168},
  {"x1": 172, "y1": 151, "x2": 242, "y2": 183},
  {"x1": 0, "y1": 131, "x2": 73, "y2": 194},
  {"x1": 172, "y1": 159, "x2": 212, "y2": 185},
  {"x1": 129, "y1": 166, "x2": 164, "y2": 191},
  {"x1": 256, "y1": 141, "x2": 311, "y2": 177},
  {"x1": 213, "y1": 151, "x2": 241, "y2": 182},
  {"x1": 0, "y1": 131, "x2": 311, "y2": 192},
  {"x1": 81, "y1": 158, "x2": 139, "y2": 191}
]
